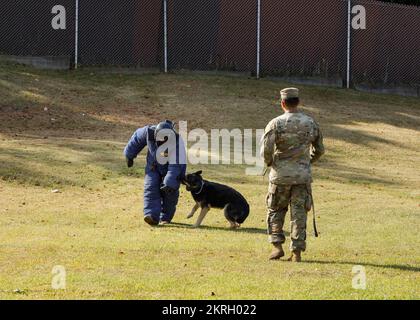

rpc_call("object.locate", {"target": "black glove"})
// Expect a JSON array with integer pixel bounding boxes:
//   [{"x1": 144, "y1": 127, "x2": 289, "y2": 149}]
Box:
[
  {"x1": 160, "y1": 185, "x2": 175, "y2": 194},
  {"x1": 126, "y1": 158, "x2": 134, "y2": 168}
]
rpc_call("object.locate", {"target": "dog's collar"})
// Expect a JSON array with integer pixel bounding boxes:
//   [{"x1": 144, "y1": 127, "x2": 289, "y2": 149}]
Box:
[{"x1": 194, "y1": 181, "x2": 205, "y2": 195}]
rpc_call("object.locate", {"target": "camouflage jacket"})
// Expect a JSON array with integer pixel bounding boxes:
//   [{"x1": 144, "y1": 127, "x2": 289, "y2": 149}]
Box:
[{"x1": 261, "y1": 111, "x2": 325, "y2": 185}]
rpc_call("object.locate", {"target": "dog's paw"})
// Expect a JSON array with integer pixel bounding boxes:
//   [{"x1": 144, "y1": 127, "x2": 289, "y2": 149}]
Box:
[
  {"x1": 192, "y1": 224, "x2": 200, "y2": 228},
  {"x1": 186, "y1": 214, "x2": 194, "y2": 219}
]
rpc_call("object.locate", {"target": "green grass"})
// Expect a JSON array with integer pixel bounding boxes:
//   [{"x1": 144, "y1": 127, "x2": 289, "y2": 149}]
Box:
[{"x1": 0, "y1": 61, "x2": 419, "y2": 299}]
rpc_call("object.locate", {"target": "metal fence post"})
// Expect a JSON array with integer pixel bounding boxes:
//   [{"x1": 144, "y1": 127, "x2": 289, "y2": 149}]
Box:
[
  {"x1": 346, "y1": 0, "x2": 352, "y2": 88},
  {"x1": 75, "y1": 0, "x2": 79, "y2": 69},
  {"x1": 163, "y1": 0, "x2": 168, "y2": 73},
  {"x1": 256, "y1": 0, "x2": 261, "y2": 79}
]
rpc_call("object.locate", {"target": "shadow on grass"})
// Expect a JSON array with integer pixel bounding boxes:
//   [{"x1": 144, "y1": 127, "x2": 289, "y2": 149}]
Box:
[
  {"x1": 0, "y1": 157, "x2": 76, "y2": 188},
  {"x1": 2, "y1": 60, "x2": 420, "y2": 147},
  {"x1": 1, "y1": 61, "x2": 418, "y2": 191},
  {"x1": 35, "y1": 126, "x2": 404, "y2": 190},
  {"x1": 315, "y1": 159, "x2": 398, "y2": 186},
  {"x1": 304, "y1": 259, "x2": 420, "y2": 273},
  {"x1": 165, "y1": 222, "x2": 272, "y2": 235},
  {"x1": 0, "y1": 136, "x2": 401, "y2": 190}
]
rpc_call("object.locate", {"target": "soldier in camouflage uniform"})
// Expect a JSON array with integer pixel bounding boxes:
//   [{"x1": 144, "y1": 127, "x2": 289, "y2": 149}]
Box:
[{"x1": 261, "y1": 88, "x2": 324, "y2": 262}]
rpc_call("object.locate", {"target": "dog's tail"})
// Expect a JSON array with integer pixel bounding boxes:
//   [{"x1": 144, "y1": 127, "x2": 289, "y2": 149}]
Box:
[{"x1": 234, "y1": 202, "x2": 250, "y2": 224}]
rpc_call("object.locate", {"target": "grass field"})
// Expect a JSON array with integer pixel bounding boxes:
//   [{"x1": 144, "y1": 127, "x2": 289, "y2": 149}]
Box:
[{"x1": 0, "y1": 61, "x2": 419, "y2": 299}]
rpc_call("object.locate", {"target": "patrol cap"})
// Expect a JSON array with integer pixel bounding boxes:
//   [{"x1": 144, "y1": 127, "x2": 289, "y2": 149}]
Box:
[{"x1": 280, "y1": 87, "x2": 299, "y2": 100}]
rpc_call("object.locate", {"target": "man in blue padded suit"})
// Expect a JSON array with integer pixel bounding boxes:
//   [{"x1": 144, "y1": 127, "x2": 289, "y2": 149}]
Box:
[{"x1": 124, "y1": 120, "x2": 187, "y2": 226}]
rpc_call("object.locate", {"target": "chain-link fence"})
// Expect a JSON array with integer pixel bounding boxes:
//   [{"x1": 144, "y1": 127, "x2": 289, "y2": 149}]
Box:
[
  {"x1": 1, "y1": 0, "x2": 419, "y2": 95},
  {"x1": 351, "y1": 1, "x2": 420, "y2": 93},
  {"x1": 0, "y1": 0, "x2": 75, "y2": 58},
  {"x1": 167, "y1": 0, "x2": 257, "y2": 73},
  {"x1": 261, "y1": 0, "x2": 348, "y2": 86},
  {"x1": 78, "y1": 0, "x2": 162, "y2": 68}
]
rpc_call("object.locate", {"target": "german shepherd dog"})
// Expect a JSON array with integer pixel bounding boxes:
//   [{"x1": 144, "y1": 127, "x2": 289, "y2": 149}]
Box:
[{"x1": 182, "y1": 171, "x2": 250, "y2": 228}]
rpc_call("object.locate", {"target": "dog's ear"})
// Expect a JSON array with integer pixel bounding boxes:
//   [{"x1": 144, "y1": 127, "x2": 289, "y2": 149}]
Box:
[{"x1": 195, "y1": 170, "x2": 203, "y2": 176}]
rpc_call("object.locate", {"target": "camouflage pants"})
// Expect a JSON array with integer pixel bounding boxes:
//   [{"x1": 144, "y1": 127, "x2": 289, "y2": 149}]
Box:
[{"x1": 266, "y1": 183, "x2": 311, "y2": 252}]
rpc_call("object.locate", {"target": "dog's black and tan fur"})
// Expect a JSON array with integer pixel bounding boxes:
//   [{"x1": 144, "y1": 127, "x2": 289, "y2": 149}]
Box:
[{"x1": 182, "y1": 171, "x2": 250, "y2": 228}]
